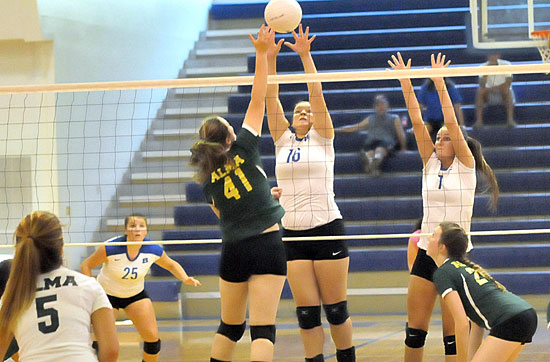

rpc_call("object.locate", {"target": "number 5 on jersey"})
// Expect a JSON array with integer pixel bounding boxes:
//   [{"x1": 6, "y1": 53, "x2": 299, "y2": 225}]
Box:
[{"x1": 224, "y1": 167, "x2": 252, "y2": 200}]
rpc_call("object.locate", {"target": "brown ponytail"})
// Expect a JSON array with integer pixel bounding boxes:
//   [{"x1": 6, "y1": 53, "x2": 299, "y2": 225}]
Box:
[
  {"x1": 190, "y1": 116, "x2": 234, "y2": 183},
  {"x1": 439, "y1": 222, "x2": 506, "y2": 292},
  {"x1": 467, "y1": 137, "x2": 499, "y2": 210},
  {"x1": 0, "y1": 211, "x2": 63, "y2": 332}
]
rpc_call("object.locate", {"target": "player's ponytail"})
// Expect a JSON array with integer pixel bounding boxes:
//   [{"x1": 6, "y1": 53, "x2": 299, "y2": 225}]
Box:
[
  {"x1": 0, "y1": 211, "x2": 64, "y2": 332},
  {"x1": 190, "y1": 116, "x2": 234, "y2": 183},
  {"x1": 439, "y1": 222, "x2": 506, "y2": 292},
  {"x1": 467, "y1": 137, "x2": 499, "y2": 210}
]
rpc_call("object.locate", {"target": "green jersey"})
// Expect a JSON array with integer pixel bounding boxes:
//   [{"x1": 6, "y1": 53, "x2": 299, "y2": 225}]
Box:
[
  {"x1": 203, "y1": 126, "x2": 284, "y2": 242},
  {"x1": 433, "y1": 259, "x2": 532, "y2": 329}
]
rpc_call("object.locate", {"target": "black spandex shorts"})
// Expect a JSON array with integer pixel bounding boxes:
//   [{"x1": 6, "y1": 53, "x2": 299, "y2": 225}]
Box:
[
  {"x1": 219, "y1": 230, "x2": 287, "y2": 283},
  {"x1": 283, "y1": 219, "x2": 349, "y2": 261},
  {"x1": 489, "y1": 308, "x2": 538, "y2": 344},
  {"x1": 107, "y1": 289, "x2": 149, "y2": 310},
  {"x1": 410, "y1": 248, "x2": 437, "y2": 282}
]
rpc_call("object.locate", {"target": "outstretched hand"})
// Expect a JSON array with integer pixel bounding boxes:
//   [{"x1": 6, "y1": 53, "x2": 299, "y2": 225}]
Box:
[
  {"x1": 387, "y1": 52, "x2": 411, "y2": 71},
  {"x1": 431, "y1": 52, "x2": 451, "y2": 69},
  {"x1": 184, "y1": 276, "x2": 201, "y2": 287},
  {"x1": 249, "y1": 24, "x2": 275, "y2": 53},
  {"x1": 285, "y1": 24, "x2": 316, "y2": 56},
  {"x1": 267, "y1": 34, "x2": 284, "y2": 59},
  {"x1": 430, "y1": 53, "x2": 451, "y2": 83}
]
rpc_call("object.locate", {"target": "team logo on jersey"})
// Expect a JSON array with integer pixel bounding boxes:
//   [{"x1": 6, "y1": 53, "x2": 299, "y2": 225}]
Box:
[{"x1": 142, "y1": 257, "x2": 148, "y2": 263}]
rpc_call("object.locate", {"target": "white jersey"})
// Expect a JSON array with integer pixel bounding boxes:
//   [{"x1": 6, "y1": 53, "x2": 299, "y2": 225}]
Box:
[
  {"x1": 479, "y1": 59, "x2": 512, "y2": 87},
  {"x1": 275, "y1": 127, "x2": 342, "y2": 230},
  {"x1": 97, "y1": 236, "x2": 163, "y2": 298},
  {"x1": 420, "y1": 153, "x2": 476, "y2": 250},
  {"x1": 12, "y1": 266, "x2": 111, "y2": 362}
]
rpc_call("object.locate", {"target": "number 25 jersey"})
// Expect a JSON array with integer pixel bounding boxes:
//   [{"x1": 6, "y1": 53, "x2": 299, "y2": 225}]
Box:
[{"x1": 97, "y1": 235, "x2": 163, "y2": 298}]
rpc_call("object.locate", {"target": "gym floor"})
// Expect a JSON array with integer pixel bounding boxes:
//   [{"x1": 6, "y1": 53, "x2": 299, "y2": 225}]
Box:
[{"x1": 116, "y1": 313, "x2": 550, "y2": 361}]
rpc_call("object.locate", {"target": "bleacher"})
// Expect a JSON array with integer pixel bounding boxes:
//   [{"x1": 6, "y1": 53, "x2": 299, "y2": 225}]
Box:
[{"x1": 149, "y1": 0, "x2": 550, "y2": 317}]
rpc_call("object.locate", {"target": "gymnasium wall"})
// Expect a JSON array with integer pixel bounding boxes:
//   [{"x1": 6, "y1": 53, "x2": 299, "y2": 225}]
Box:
[{"x1": 0, "y1": 0, "x2": 211, "y2": 267}]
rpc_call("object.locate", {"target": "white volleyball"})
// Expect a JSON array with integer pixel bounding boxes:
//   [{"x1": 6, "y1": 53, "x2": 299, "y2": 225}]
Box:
[{"x1": 264, "y1": 0, "x2": 303, "y2": 34}]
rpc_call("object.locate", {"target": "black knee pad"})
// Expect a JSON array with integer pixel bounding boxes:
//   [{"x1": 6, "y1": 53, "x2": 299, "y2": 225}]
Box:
[
  {"x1": 296, "y1": 305, "x2": 322, "y2": 330},
  {"x1": 250, "y1": 324, "x2": 276, "y2": 344},
  {"x1": 404, "y1": 323, "x2": 427, "y2": 348},
  {"x1": 143, "y1": 339, "x2": 161, "y2": 354},
  {"x1": 323, "y1": 301, "x2": 349, "y2": 326},
  {"x1": 210, "y1": 359, "x2": 230, "y2": 362},
  {"x1": 305, "y1": 354, "x2": 324, "y2": 362},
  {"x1": 217, "y1": 320, "x2": 246, "y2": 342},
  {"x1": 336, "y1": 346, "x2": 355, "y2": 362},
  {"x1": 443, "y1": 335, "x2": 457, "y2": 355}
]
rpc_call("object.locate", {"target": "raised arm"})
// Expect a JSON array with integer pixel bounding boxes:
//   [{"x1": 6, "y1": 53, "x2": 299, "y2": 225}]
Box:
[
  {"x1": 431, "y1": 53, "x2": 473, "y2": 168},
  {"x1": 266, "y1": 34, "x2": 289, "y2": 142},
  {"x1": 243, "y1": 25, "x2": 273, "y2": 135},
  {"x1": 286, "y1": 25, "x2": 334, "y2": 139},
  {"x1": 388, "y1": 52, "x2": 433, "y2": 165}
]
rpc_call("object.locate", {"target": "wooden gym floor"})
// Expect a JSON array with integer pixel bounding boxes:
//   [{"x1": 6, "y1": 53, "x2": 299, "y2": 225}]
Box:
[{"x1": 116, "y1": 313, "x2": 549, "y2": 361}]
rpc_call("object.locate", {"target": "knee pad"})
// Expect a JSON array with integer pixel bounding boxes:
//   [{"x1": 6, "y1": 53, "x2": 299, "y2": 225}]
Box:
[
  {"x1": 405, "y1": 323, "x2": 427, "y2": 348},
  {"x1": 323, "y1": 301, "x2": 349, "y2": 326},
  {"x1": 143, "y1": 339, "x2": 161, "y2": 354},
  {"x1": 336, "y1": 346, "x2": 356, "y2": 362},
  {"x1": 296, "y1": 305, "x2": 322, "y2": 330},
  {"x1": 443, "y1": 335, "x2": 457, "y2": 355},
  {"x1": 217, "y1": 320, "x2": 246, "y2": 342},
  {"x1": 305, "y1": 354, "x2": 324, "y2": 362},
  {"x1": 210, "y1": 359, "x2": 230, "y2": 362},
  {"x1": 250, "y1": 324, "x2": 276, "y2": 344}
]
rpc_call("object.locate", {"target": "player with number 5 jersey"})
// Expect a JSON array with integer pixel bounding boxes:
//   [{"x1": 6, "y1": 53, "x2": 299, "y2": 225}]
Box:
[
  {"x1": 80, "y1": 214, "x2": 200, "y2": 362},
  {"x1": 0, "y1": 211, "x2": 118, "y2": 362},
  {"x1": 190, "y1": 25, "x2": 287, "y2": 362}
]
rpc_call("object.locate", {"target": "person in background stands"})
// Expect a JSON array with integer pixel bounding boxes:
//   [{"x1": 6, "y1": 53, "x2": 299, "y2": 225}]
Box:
[
  {"x1": 475, "y1": 53, "x2": 516, "y2": 128},
  {"x1": 336, "y1": 94, "x2": 406, "y2": 176}
]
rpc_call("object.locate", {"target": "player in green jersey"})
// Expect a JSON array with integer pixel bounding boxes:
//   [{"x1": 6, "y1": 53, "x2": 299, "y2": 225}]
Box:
[
  {"x1": 428, "y1": 222, "x2": 537, "y2": 362},
  {"x1": 190, "y1": 25, "x2": 286, "y2": 362}
]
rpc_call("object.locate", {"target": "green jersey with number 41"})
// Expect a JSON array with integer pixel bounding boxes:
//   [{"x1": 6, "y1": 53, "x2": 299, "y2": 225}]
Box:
[
  {"x1": 434, "y1": 259, "x2": 532, "y2": 329},
  {"x1": 203, "y1": 127, "x2": 284, "y2": 242}
]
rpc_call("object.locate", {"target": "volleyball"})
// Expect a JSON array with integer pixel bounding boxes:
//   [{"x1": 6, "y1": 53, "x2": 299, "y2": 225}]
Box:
[{"x1": 264, "y1": 0, "x2": 302, "y2": 33}]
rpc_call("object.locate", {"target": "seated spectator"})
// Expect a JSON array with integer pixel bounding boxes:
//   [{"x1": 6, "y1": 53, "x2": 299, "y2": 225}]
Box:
[
  {"x1": 336, "y1": 94, "x2": 406, "y2": 176},
  {"x1": 418, "y1": 78, "x2": 465, "y2": 141},
  {"x1": 475, "y1": 53, "x2": 516, "y2": 128}
]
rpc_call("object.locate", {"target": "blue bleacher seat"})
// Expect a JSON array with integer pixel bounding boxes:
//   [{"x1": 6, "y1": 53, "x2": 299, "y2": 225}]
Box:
[
  {"x1": 144, "y1": 280, "x2": 182, "y2": 302},
  {"x1": 211, "y1": 0, "x2": 469, "y2": 20},
  {"x1": 156, "y1": 0, "x2": 550, "y2": 308}
]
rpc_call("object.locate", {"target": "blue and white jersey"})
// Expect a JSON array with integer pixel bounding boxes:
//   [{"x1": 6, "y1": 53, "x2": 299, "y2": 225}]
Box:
[{"x1": 97, "y1": 236, "x2": 163, "y2": 298}]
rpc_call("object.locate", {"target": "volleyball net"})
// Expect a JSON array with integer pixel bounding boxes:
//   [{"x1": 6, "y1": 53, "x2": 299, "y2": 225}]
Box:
[{"x1": 0, "y1": 62, "x2": 549, "y2": 249}]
